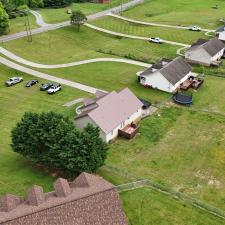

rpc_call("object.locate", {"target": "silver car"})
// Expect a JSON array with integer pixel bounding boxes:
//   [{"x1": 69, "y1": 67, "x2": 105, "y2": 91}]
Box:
[{"x1": 5, "y1": 77, "x2": 23, "y2": 86}]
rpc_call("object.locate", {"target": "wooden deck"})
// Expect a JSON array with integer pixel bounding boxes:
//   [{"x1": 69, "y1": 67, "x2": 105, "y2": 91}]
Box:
[{"x1": 118, "y1": 123, "x2": 139, "y2": 139}]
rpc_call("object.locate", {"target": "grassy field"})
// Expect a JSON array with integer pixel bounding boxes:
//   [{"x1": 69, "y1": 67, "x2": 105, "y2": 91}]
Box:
[
  {"x1": 1, "y1": 26, "x2": 178, "y2": 64},
  {"x1": 120, "y1": 188, "x2": 225, "y2": 225},
  {"x1": 0, "y1": 64, "x2": 91, "y2": 196},
  {"x1": 40, "y1": 62, "x2": 169, "y2": 103},
  {"x1": 107, "y1": 106, "x2": 225, "y2": 210},
  {"x1": 38, "y1": 0, "x2": 130, "y2": 24},
  {"x1": 91, "y1": 16, "x2": 209, "y2": 44},
  {"x1": 123, "y1": 0, "x2": 225, "y2": 29},
  {"x1": 4, "y1": 13, "x2": 38, "y2": 35}
]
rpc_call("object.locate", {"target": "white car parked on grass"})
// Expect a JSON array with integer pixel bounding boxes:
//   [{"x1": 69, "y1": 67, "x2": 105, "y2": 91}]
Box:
[
  {"x1": 189, "y1": 26, "x2": 201, "y2": 31},
  {"x1": 47, "y1": 83, "x2": 61, "y2": 94},
  {"x1": 149, "y1": 37, "x2": 164, "y2": 44},
  {"x1": 5, "y1": 77, "x2": 23, "y2": 86}
]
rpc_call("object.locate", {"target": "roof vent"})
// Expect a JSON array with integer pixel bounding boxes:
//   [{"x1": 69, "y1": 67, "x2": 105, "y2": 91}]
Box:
[
  {"x1": 0, "y1": 194, "x2": 22, "y2": 212},
  {"x1": 27, "y1": 185, "x2": 45, "y2": 206},
  {"x1": 54, "y1": 178, "x2": 71, "y2": 197},
  {"x1": 71, "y1": 172, "x2": 92, "y2": 188}
]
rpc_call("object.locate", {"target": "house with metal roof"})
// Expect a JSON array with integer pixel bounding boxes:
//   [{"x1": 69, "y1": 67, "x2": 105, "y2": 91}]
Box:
[
  {"x1": 185, "y1": 37, "x2": 225, "y2": 66},
  {"x1": 216, "y1": 24, "x2": 225, "y2": 41},
  {"x1": 75, "y1": 88, "x2": 143, "y2": 143},
  {"x1": 137, "y1": 57, "x2": 192, "y2": 93}
]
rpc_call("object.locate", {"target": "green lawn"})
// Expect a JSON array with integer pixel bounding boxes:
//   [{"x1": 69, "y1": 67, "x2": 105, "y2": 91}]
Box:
[
  {"x1": 4, "y1": 13, "x2": 38, "y2": 35},
  {"x1": 1, "y1": 26, "x2": 178, "y2": 64},
  {"x1": 38, "y1": 0, "x2": 130, "y2": 24},
  {"x1": 120, "y1": 188, "x2": 225, "y2": 225},
  {"x1": 90, "y1": 16, "x2": 209, "y2": 44},
  {"x1": 40, "y1": 62, "x2": 169, "y2": 103},
  {"x1": 0, "y1": 64, "x2": 90, "y2": 196},
  {"x1": 193, "y1": 75, "x2": 225, "y2": 113},
  {"x1": 123, "y1": 0, "x2": 225, "y2": 29},
  {"x1": 107, "y1": 107, "x2": 225, "y2": 210}
]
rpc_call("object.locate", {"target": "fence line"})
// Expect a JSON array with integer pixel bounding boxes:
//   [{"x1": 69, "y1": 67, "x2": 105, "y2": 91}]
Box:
[{"x1": 102, "y1": 166, "x2": 225, "y2": 220}]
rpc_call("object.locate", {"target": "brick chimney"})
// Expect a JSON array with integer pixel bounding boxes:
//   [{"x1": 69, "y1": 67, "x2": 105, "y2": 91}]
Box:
[
  {"x1": 27, "y1": 185, "x2": 45, "y2": 206},
  {"x1": 54, "y1": 178, "x2": 71, "y2": 197}
]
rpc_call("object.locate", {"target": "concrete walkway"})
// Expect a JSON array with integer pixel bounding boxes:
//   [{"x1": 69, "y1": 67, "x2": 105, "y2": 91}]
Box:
[
  {"x1": 108, "y1": 13, "x2": 216, "y2": 33},
  {"x1": 0, "y1": 56, "x2": 106, "y2": 94},
  {"x1": 0, "y1": 47, "x2": 151, "y2": 68},
  {"x1": 85, "y1": 23, "x2": 190, "y2": 47},
  {"x1": 63, "y1": 98, "x2": 84, "y2": 107},
  {"x1": 30, "y1": 10, "x2": 51, "y2": 27},
  {"x1": 0, "y1": 0, "x2": 144, "y2": 43}
]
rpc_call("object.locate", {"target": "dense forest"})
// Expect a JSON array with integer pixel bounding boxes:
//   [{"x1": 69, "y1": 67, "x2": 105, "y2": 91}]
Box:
[{"x1": 0, "y1": 0, "x2": 73, "y2": 34}]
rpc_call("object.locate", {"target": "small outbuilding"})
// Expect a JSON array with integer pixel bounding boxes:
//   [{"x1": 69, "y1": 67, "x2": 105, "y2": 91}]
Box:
[
  {"x1": 185, "y1": 37, "x2": 225, "y2": 66},
  {"x1": 137, "y1": 57, "x2": 193, "y2": 93},
  {"x1": 216, "y1": 24, "x2": 225, "y2": 41},
  {"x1": 75, "y1": 88, "x2": 143, "y2": 143}
]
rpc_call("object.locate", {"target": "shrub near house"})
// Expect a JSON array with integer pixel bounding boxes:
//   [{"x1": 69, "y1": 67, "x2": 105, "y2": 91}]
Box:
[{"x1": 11, "y1": 112, "x2": 108, "y2": 176}]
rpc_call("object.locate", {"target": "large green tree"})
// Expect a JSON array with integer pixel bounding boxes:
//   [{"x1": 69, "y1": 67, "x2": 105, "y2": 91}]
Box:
[
  {"x1": 11, "y1": 112, "x2": 108, "y2": 176},
  {"x1": 70, "y1": 10, "x2": 87, "y2": 31},
  {"x1": 0, "y1": 1, "x2": 9, "y2": 34}
]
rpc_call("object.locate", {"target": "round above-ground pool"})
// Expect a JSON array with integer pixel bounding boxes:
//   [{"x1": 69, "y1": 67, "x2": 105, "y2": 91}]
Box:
[{"x1": 173, "y1": 93, "x2": 193, "y2": 105}]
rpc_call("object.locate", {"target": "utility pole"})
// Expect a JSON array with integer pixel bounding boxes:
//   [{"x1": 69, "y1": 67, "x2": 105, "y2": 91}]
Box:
[
  {"x1": 25, "y1": 11, "x2": 32, "y2": 42},
  {"x1": 120, "y1": 0, "x2": 123, "y2": 15}
]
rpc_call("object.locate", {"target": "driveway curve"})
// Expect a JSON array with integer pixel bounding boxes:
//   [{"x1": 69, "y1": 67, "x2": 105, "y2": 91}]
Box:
[
  {"x1": 0, "y1": 56, "x2": 106, "y2": 94},
  {"x1": 85, "y1": 23, "x2": 190, "y2": 47},
  {"x1": 30, "y1": 10, "x2": 51, "y2": 27},
  {"x1": 108, "y1": 13, "x2": 215, "y2": 33},
  {"x1": 0, "y1": 0, "x2": 144, "y2": 43},
  {"x1": 0, "y1": 47, "x2": 151, "y2": 68}
]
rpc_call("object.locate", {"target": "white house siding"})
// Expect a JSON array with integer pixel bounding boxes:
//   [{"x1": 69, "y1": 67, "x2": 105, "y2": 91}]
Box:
[
  {"x1": 185, "y1": 48, "x2": 211, "y2": 66},
  {"x1": 75, "y1": 116, "x2": 96, "y2": 130},
  {"x1": 105, "y1": 108, "x2": 142, "y2": 143},
  {"x1": 219, "y1": 32, "x2": 225, "y2": 41},
  {"x1": 173, "y1": 71, "x2": 192, "y2": 90},
  {"x1": 75, "y1": 109, "x2": 142, "y2": 143},
  {"x1": 211, "y1": 49, "x2": 224, "y2": 62},
  {"x1": 140, "y1": 71, "x2": 175, "y2": 93},
  {"x1": 75, "y1": 116, "x2": 108, "y2": 142}
]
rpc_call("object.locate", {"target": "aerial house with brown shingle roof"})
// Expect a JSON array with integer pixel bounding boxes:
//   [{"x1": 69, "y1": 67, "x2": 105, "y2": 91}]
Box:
[
  {"x1": 185, "y1": 37, "x2": 225, "y2": 66},
  {"x1": 75, "y1": 88, "x2": 143, "y2": 143},
  {"x1": 137, "y1": 57, "x2": 193, "y2": 93},
  {"x1": 0, "y1": 173, "x2": 128, "y2": 225}
]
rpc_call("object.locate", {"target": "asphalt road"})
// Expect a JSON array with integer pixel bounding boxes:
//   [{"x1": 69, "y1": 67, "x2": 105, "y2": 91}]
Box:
[{"x1": 0, "y1": 0, "x2": 144, "y2": 43}]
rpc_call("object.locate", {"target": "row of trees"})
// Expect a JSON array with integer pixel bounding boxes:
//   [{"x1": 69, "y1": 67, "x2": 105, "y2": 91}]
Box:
[{"x1": 11, "y1": 112, "x2": 108, "y2": 177}]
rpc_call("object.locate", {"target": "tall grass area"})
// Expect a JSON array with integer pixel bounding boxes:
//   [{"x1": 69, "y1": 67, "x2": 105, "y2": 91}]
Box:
[
  {"x1": 107, "y1": 107, "x2": 225, "y2": 210},
  {"x1": 123, "y1": 0, "x2": 225, "y2": 29},
  {"x1": 1, "y1": 26, "x2": 178, "y2": 64},
  {"x1": 120, "y1": 188, "x2": 225, "y2": 225},
  {"x1": 91, "y1": 16, "x2": 209, "y2": 44}
]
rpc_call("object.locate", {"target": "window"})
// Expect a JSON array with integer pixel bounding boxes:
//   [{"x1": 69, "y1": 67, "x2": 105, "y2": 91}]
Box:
[{"x1": 111, "y1": 130, "x2": 113, "y2": 135}]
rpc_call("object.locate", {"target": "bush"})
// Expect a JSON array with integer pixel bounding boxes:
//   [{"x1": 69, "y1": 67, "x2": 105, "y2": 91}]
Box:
[
  {"x1": 0, "y1": 2, "x2": 9, "y2": 34},
  {"x1": 11, "y1": 112, "x2": 108, "y2": 177}
]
